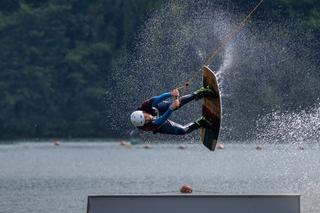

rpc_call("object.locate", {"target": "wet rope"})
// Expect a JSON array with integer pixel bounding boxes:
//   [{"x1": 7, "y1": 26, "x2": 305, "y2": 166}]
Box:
[{"x1": 176, "y1": 0, "x2": 264, "y2": 95}]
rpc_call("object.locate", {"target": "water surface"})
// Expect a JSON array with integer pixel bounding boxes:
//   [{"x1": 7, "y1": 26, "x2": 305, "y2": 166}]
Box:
[{"x1": 0, "y1": 141, "x2": 319, "y2": 213}]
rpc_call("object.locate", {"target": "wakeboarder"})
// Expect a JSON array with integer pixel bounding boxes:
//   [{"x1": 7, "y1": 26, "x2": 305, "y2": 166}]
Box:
[{"x1": 130, "y1": 87, "x2": 217, "y2": 135}]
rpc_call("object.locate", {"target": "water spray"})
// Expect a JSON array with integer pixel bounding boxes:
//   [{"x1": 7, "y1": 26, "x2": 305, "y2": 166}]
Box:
[{"x1": 176, "y1": 0, "x2": 264, "y2": 95}]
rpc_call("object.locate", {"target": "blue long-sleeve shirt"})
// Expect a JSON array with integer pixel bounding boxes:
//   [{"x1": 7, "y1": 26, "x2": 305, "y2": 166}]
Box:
[
  {"x1": 151, "y1": 92, "x2": 171, "y2": 107},
  {"x1": 152, "y1": 92, "x2": 173, "y2": 126},
  {"x1": 137, "y1": 92, "x2": 174, "y2": 130},
  {"x1": 154, "y1": 107, "x2": 173, "y2": 125}
]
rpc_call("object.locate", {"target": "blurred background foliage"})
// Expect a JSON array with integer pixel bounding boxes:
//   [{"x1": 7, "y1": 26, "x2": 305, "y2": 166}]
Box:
[{"x1": 0, "y1": 0, "x2": 319, "y2": 140}]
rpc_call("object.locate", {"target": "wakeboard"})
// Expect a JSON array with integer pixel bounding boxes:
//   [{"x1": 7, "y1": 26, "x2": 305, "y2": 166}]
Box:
[{"x1": 200, "y1": 66, "x2": 221, "y2": 151}]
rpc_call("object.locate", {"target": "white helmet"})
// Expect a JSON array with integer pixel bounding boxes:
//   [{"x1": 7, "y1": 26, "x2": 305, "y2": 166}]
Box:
[{"x1": 130, "y1": 110, "x2": 145, "y2": 127}]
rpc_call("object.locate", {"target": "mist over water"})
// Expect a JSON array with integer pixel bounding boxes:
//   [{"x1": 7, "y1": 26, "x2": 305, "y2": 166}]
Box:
[
  {"x1": 130, "y1": 0, "x2": 236, "y2": 96},
  {"x1": 111, "y1": 0, "x2": 319, "y2": 141},
  {"x1": 255, "y1": 103, "x2": 320, "y2": 143},
  {"x1": 112, "y1": 0, "x2": 236, "y2": 138}
]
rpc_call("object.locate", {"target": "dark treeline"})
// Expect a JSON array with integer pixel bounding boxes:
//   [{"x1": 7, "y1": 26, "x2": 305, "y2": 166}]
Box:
[
  {"x1": 0, "y1": 0, "x2": 161, "y2": 139},
  {"x1": 0, "y1": 0, "x2": 319, "y2": 140}
]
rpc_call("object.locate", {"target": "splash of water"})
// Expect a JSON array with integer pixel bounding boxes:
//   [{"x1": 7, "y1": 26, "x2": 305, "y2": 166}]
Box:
[
  {"x1": 111, "y1": 0, "x2": 239, "y2": 138},
  {"x1": 255, "y1": 103, "x2": 320, "y2": 143},
  {"x1": 110, "y1": 0, "x2": 319, "y2": 141},
  {"x1": 129, "y1": 0, "x2": 236, "y2": 97}
]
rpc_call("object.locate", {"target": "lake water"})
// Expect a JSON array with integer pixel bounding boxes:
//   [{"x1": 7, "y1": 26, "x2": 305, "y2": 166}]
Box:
[{"x1": 0, "y1": 141, "x2": 319, "y2": 213}]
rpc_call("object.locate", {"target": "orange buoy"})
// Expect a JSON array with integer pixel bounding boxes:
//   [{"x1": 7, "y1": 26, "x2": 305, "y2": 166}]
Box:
[
  {"x1": 120, "y1": 141, "x2": 132, "y2": 148},
  {"x1": 217, "y1": 143, "x2": 224, "y2": 149},
  {"x1": 53, "y1": 140, "x2": 60, "y2": 146},
  {"x1": 180, "y1": 184, "x2": 193, "y2": 193},
  {"x1": 256, "y1": 144, "x2": 262, "y2": 150},
  {"x1": 144, "y1": 144, "x2": 152, "y2": 149},
  {"x1": 178, "y1": 144, "x2": 187, "y2": 150}
]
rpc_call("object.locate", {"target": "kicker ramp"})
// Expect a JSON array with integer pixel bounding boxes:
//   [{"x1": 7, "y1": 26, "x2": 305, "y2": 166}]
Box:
[{"x1": 87, "y1": 194, "x2": 300, "y2": 213}]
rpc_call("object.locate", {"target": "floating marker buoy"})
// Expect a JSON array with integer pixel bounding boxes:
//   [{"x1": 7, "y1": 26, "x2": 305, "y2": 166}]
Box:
[
  {"x1": 53, "y1": 140, "x2": 60, "y2": 146},
  {"x1": 180, "y1": 184, "x2": 193, "y2": 193},
  {"x1": 120, "y1": 141, "x2": 132, "y2": 148},
  {"x1": 178, "y1": 144, "x2": 187, "y2": 149},
  {"x1": 120, "y1": 141, "x2": 128, "y2": 146},
  {"x1": 217, "y1": 143, "x2": 224, "y2": 149},
  {"x1": 144, "y1": 144, "x2": 152, "y2": 149},
  {"x1": 256, "y1": 144, "x2": 262, "y2": 150},
  {"x1": 124, "y1": 143, "x2": 132, "y2": 148}
]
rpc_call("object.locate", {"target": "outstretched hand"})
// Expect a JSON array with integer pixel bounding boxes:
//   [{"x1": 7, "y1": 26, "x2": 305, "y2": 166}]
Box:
[
  {"x1": 171, "y1": 88, "x2": 180, "y2": 98},
  {"x1": 170, "y1": 99, "x2": 180, "y2": 110}
]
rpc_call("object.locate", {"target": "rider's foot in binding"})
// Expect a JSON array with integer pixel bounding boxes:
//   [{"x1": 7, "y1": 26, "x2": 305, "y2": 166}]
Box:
[
  {"x1": 193, "y1": 86, "x2": 218, "y2": 100},
  {"x1": 195, "y1": 116, "x2": 213, "y2": 128}
]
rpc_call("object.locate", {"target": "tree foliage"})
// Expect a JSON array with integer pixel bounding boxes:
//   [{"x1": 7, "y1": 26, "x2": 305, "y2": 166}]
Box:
[{"x1": 0, "y1": 0, "x2": 319, "y2": 140}]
